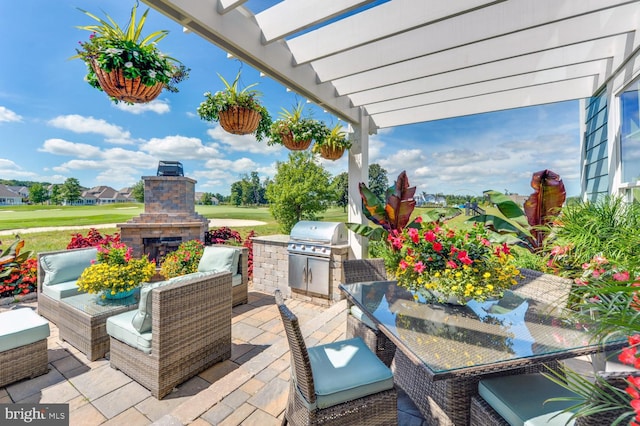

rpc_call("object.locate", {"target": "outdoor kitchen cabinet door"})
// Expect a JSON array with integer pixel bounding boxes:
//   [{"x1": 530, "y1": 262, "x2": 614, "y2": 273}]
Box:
[{"x1": 288, "y1": 254, "x2": 330, "y2": 296}]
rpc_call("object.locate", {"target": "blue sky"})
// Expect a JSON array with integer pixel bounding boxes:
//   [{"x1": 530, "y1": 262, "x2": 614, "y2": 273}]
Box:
[{"x1": 0, "y1": 1, "x2": 582, "y2": 197}]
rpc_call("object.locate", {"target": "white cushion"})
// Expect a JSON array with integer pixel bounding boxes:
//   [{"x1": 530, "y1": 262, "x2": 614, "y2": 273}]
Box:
[
  {"x1": 106, "y1": 310, "x2": 152, "y2": 354},
  {"x1": 0, "y1": 309, "x2": 50, "y2": 352},
  {"x1": 40, "y1": 248, "x2": 97, "y2": 286},
  {"x1": 198, "y1": 246, "x2": 240, "y2": 274},
  {"x1": 41, "y1": 280, "x2": 84, "y2": 300}
]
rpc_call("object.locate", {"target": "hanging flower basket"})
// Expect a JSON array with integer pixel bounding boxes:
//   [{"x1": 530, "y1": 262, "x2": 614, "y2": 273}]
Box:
[
  {"x1": 218, "y1": 106, "x2": 262, "y2": 135},
  {"x1": 91, "y1": 60, "x2": 164, "y2": 104},
  {"x1": 281, "y1": 131, "x2": 312, "y2": 151},
  {"x1": 318, "y1": 145, "x2": 345, "y2": 160}
]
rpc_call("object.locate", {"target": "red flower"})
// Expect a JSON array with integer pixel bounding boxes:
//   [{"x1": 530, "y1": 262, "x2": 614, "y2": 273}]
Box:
[
  {"x1": 432, "y1": 242, "x2": 443, "y2": 252},
  {"x1": 414, "y1": 216, "x2": 423, "y2": 223},
  {"x1": 457, "y1": 251, "x2": 473, "y2": 265},
  {"x1": 399, "y1": 259, "x2": 408, "y2": 270},
  {"x1": 424, "y1": 231, "x2": 436, "y2": 243},
  {"x1": 408, "y1": 228, "x2": 419, "y2": 244},
  {"x1": 446, "y1": 260, "x2": 458, "y2": 269}
]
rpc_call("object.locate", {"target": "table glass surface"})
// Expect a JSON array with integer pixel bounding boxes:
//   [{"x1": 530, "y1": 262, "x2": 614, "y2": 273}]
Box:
[
  {"x1": 340, "y1": 281, "x2": 612, "y2": 376},
  {"x1": 61, "y1": 290, "x2": 140, "y2": 316}
]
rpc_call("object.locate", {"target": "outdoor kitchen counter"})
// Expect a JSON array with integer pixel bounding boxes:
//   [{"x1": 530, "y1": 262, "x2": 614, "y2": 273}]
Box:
[{"x1": 252, "y1": 235, "x2": 290, "y2": 297}]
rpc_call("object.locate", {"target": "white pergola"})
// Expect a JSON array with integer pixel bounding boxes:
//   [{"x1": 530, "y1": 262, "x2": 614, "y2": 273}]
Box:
[{"x1": 143, "y1": 0, "x2": 640, "y2": 256}]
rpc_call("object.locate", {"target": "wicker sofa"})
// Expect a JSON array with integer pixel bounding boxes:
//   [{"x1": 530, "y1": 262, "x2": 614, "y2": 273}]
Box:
[
  {"x1": 36, "y1": 247, "x2": 98, "y2": 324},
  {"x1": 106, "y1": 270, "x2": 233, "y2": 399}
]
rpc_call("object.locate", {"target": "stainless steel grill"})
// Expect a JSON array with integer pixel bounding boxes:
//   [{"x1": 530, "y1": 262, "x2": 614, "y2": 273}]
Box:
[{"x1": 287, "y1": 221, "x2": 347, "y2": 296}]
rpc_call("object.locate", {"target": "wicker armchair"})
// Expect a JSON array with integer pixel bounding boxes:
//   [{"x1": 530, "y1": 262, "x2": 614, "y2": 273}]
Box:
[
  {"x1": 275, "y1": 290, "x2": 398, "y2": 426},
  {"x1": 342, "y1": 258, "x2": 396, "y2": 366},
  {"x1": 470, "y1": 370, "x2": 640, "y2": 426},
  {"x1": 107, "y1": 271, "x2": 232, "y2": 399}
]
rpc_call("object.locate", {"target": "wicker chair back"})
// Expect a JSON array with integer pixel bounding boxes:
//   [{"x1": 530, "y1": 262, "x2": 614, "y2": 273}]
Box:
[{"x1": 343, "y1": 258, "x2": 387, "y2": 284}]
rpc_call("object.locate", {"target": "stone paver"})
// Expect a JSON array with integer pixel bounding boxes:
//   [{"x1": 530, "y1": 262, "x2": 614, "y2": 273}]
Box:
[{"x1": 0, "y1": 290, "x2": 430, "y2": 425}]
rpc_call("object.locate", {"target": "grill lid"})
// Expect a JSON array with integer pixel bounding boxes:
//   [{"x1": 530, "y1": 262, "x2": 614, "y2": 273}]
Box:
[{"x1": 289, "y1": 221, "x2": 347, "y2": 245}]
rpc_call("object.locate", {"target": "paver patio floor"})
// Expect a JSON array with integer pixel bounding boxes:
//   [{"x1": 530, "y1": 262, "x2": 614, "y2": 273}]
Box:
[{"x1": 0, "y1": 291, "x2": 428, "y2": 425}]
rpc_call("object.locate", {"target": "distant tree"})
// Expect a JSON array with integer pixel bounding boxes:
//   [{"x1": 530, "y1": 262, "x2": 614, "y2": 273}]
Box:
[
  {"x1": 201, "y1": 192, "x2": 213, "y2": 205},
  {"x1": 49, "y1": 184, "x2": 62, "y2": 205},
  {"x1": 332, "y1": 172, "x2": 349, "y2": 212},
  {"x1": 229, "y1": 181, "x2": 242, "y2": 206},
  {"x1": 368, "y1": 164, "x2": 388, "y2": 200},
  {"x1": 29, "y1": 183, "x2": 48, "y2": 204},
  {"x1": 131, "y1": 180, "x2": 144, "y2": 203},
  {"x1": 266, "y1": 152, "x2": 333, "y2": 233},
  {"x1": 61, "y1": 178, "x2": 82, "y2": 205}
]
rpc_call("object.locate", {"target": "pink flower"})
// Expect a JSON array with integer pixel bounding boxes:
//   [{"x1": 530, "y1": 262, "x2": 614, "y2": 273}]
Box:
[
  {"x1": 619, "y1": 347, "x2": 638, "y2": 366},
  {"x1": 413, "y1": 262, "x2": 425, "y2": 273},
  {"x1": 424, "y1": 231, "x2": 436, "y2": 242},
  {"x1": 446, "y1": 260, "x2": 458, "y2": 269},
  {"x1": 457, "y1": 251, "x2": 473, "y2": 265},
  {"x1": 613, "y1": 271, "x2": 630, "y2": 281},
  {"x1": 433, "y1": 242, "x2": 443, "y2": 252},
  {"x1": 414, "y1": 216, "x2": 423, "y2": 224},
  {"x1": 399, "y1": 259, "x2": 408, "y2": 270},
  {"x1": 408, "y1": 228, "x2": 419, "y2": 244}
]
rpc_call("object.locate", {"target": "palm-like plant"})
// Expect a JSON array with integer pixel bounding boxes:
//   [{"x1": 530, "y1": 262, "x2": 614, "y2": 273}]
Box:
[
  {"x1": 73, "y1": 4, "x2": 189, "y2": 103},
  {"x1": 269, "y1": 103, "x2": 329, "y2": 149},
  {"x1": 312, "y1": 123, "x2": 352, "y2": 160},
  {"x1": 197, "y1": 72, "x2": 272, "y2": 141}
]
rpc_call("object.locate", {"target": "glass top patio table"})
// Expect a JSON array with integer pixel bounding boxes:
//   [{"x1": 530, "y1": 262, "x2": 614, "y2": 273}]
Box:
[{"x1": 339, "y1": 280, "x2": 624, "y2": 380}]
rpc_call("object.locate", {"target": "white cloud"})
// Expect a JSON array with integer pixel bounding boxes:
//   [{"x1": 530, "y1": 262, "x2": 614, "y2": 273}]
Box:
[
  {"x1": 115, "y1": 99, "x2": 171, "y2": 115},
  {"x1": 0, "y1": 106, "x2": 22, "y2": 123},
  {"x1": 39, "y1": 139, "x2": 102, "y2": 158},
  {"x1": 140, "y1": 135, "x2": 221, "y2": 159},
  {"x1": 205, "y1": 126, "x2": 281, "y2": 154},
  {"x1": 47, "y1": 115, "x2": 134, "y2": 144}
]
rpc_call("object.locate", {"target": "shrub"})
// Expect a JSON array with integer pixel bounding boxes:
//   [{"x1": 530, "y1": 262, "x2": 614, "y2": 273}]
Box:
[
  {"x1": 67, "y1": 228, "x2": 120, "y2": 249},
  {"x1": 0, "y1": 239, "x2": 36, "y2": 298},
  {"x1": 159, "y1": 239, "x2": 205, "y2": 279}
]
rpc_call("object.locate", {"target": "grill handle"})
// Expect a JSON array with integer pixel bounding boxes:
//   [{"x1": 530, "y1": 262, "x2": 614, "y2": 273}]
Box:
[
  {"x1": 309, "y1": 268, "x2": 312, "y2": 285},
  {"x1": 303, "y1": 266, "x2": 308, "y2": 284}
]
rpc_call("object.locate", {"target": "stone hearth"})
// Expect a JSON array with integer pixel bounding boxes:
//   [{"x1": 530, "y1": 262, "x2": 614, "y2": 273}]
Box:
[{"x1": 119, "y1": 176, "x2": 209, "y2": 262}]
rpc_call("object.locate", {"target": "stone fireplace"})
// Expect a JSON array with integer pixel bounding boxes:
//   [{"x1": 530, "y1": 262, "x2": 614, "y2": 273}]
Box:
[{"x1": 119, "y1": 176, "x2": 209, "y2": 263}]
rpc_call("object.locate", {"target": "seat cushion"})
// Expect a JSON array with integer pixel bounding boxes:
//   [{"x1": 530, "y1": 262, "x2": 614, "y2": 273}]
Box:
[
  {"x1": 350, "y1": 305, "x2": 378, "y2": 330},
  {"x1": 40, "y1": 248, "x2": 97, "y2": 286},
  {"x1": 198, "y1": 246, "x2": 240, "y2": 274},
  {"x1": 106, "y1": 310, "x2": 152, "y2": 354},
  {"x1": 232, "y1": 273, "x2": 242, "y2": 287},
  {"x1": 41, "y1": 280, "x2": 84, "y2": 300},
  {"x1": 307, "y1": 337, "x2": 394, "y2": 409},
  {"x1": 0, "y1": 309, "x2": 50, "y2": 352},
  {"x1": 479, "y1": 373, "x2": 579, "y2": 426}
]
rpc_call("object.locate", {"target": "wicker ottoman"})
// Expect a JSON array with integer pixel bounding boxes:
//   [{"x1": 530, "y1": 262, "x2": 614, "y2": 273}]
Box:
[{"x1": 0, "y1": 308, "x2": 50, "y2": 387}]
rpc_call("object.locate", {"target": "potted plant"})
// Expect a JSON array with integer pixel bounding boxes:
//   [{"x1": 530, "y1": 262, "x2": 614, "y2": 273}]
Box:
[
  {"x1": 73, "y1": 4, "x2": 189, "y2": 104},
  {"x1": 269, "y1": 103, "x2": 329, "y2": 150},
  {"x1": 197, "y1": 72, "x2": 272, "y2": 140},
  {"x1": 312, "y1": 123, "x2": 352, "y2": 160},
  {"x1": 77, "y1": 241, "x2": 155, "y2": 299}
]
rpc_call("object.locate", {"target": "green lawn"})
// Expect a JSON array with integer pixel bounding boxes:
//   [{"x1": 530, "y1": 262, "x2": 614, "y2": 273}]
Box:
[
  {"x1": 2, "y1": 203, "x2": 493, "y2": 256},
  {"x1": 0, "y1": 204, "x2": 349, "y2": 255}
]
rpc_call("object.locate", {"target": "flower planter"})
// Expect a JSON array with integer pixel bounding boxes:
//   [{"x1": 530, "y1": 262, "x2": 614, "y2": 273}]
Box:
[
  {"x1": 218, "y1": 106, "x2": 262, "y2": 135},
  {"x1": 91, "y1": 60, "x2": 163, "y2": 104},
  {"x1": 281, "y1": 132, "x2": 312, "y2": 151},
  {"x1": 102, "y1": 288, "x2": 136, "y2": 300},
  {"x1": 318, "y1": 145, "x2": 346, "y2": 160}
]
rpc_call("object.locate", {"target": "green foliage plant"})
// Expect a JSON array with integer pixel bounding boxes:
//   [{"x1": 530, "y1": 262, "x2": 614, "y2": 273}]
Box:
[
  {"x1": 546, "y1": 196, "x2": 640, "y2": 276},
  {"x1": 197, "y1": 71, "x2": 272, "y2": 141},
  {"x1": 73, "y1": 4, "x2": 189, "y2": 103},
  {"x1": 265, "y1": 151, "x2": 334, "y2": 233},
  {"x1": 467, "y1": 169, "x2": 566, "y2": 252},
  {"x1": 268, "y1": 103, "x2": 329, "y2": 147},
  {"x1": 312, "y1": 123, "x2": 352, "y2": 158},
  {"x1": 159, "y1": 239, "x2": 204, "y2": 279}
]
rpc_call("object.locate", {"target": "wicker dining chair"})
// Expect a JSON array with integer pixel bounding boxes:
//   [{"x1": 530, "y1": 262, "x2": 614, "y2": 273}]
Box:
[
  {"x1": 342, "y1": 258, "x2": 396, "y2": 366},
  {"x1": 275, "y1": 290, "x2": 398, "y2": 426}
]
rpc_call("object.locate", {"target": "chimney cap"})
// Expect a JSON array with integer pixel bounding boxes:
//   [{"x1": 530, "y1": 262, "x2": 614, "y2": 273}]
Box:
[{"x1": 157, "y1": 161, "x2": 184, "y2": 177}]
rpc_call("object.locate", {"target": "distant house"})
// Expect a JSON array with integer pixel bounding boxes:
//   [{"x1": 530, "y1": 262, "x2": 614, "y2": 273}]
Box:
[
  {"x1": 83, "y1": 186, "x2": 131, "y2": 204},
  {"x1": 7, "y1": 186, "x2": 29, "y2": 200},
  {"x1": 0, "y1": 185, "x2": 23, "y2": 205}
]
